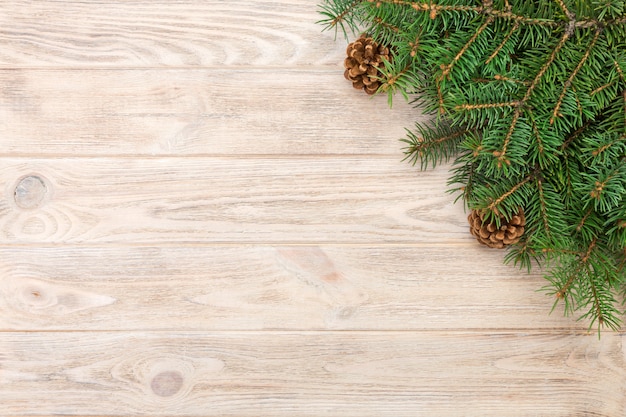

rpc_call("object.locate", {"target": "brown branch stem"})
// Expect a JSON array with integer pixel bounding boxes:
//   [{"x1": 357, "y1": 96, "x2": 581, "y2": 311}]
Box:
[
  {"x1": 455, "y1": 101, "x2": 520, "y2": 110},
  {"x1": 576, "y1": 207, "x2": 594, "y2": 232}
]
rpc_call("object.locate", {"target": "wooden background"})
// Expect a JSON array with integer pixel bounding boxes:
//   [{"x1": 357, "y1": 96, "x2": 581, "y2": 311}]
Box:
[{"x1": 1, "y1": 1, "x2": 625, "y2": 416}]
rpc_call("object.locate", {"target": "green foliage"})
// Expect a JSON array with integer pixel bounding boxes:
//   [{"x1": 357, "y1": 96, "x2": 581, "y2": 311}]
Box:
[{"x1": 319, "y1": 0, "x2": 626, "y2": 331}]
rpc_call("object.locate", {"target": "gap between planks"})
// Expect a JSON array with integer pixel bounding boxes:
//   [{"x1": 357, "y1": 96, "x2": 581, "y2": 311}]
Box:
[
  {"x1": 0, "y1": 329, "x2": 611, "y2": 335},
  {"x1": 0, "y1": 66, "x2": 347, "y2": 70},
  {"x1": 0, "y1": 242, "x2": 477, "y2": 248},
  {"x1": 0, "y1": 153, "x2": 406, "y2": 159}
]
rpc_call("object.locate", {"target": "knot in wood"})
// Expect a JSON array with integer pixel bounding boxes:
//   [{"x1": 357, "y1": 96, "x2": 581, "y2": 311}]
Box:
[
  {"x1": 14, "y1": 175, "x2": 48, "y2": 209},
  {"x1": 151, "y1": 371, "x2": 184, "y2": 397}
]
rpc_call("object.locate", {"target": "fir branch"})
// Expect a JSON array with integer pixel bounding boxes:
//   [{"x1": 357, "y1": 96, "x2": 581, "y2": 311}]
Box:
[
  {"x1": 615, "y1": 60, "x2": 625, "y2": 81},
  {"x1": 410, "y1": 1, "x2": 481, "y2": 19},
  {"x1": 372, "y1": 0, "x2": 560, "y2": 26},
  {"x1": 402, "y1": 123, "x2": 472, "y2": 169},
  {"x1": 618, "y1": 250, "x2": 626, "y2": 273},
  {"x1": 487, "y1": 173, "x2": 534, "y2": 214},
  {"x1": 561, "y1": 119, "x2": 593, "y2": 151},
  {"x1": 436, "y1": 83, "x2": 445, "y2": 115},
  {"x1": 330, "y1": 0, "x2": 364, "y2": 29},
  {"x1": 550, "y1": 28, "x2": 603, "y2": 125},
  {"x1": 573, "y1": 238, "x2": 622, "y2": 331},
  {"x1": 319, "y1": 0, "x2": 626, "y2": 331},
  {"x1": 485, "y1": 22, "x2": 519, "y2": 64},
  {"x1": 493, "y1": 74, "x2": 531, "y2": 85},
  {"x1": 536, "y1": 178, "x2": 552, "y2": 238},
  {"x1": 488, "y1": 9, "x2": 560, "y2": 27},
  {"x1": 318, "y1": 0, "x2": 366, "y2": 39},
  {"x1": 590, "y1": 80, "x2": 616, "y2": 96},
  {"x1": 606, "y1": 15, "x2": 626, "y2": 26},
  {"x1": 370, "y1": 0, "x2": 626, "y2": 32},
  {"x1": 529, "y1": 112, "x2": 545, "y2": 158},
  {"x1": 383, "y1": 62, "x2": 412, "y2": 87},
  {"x1": 455, "y1": 101, "x2": 521, "y2": 111},
  {"x1": 373, "y1": 16, "x2": 400, "y2": 33},
  {"x1": 581, "y1": 235, "x2": 597, "y2": 262},
  {"x1": 505, "y1": 237, "x2": 540, "y2": 272},
  {"x1": 542, "y1": 247, "x2": 580, "y2": 257},
  {"x1": 498, "y1": 31, "x2": 571, "y2": 165},
  {"x1": 575, "y1": 19, "x2": 602, "y2": 29},
  {"x1": 553, "y1": 0, "x2": 574, "y2": 20},
  {"x1": 379, "y1": 57, "x2": 421, "y2": 104},
  {"x1": 587, "y1": 164, "x2": 626, "y2": 212},
  {"x1": 408, "y1": 34, "x2": 420, "y2": 57},
  {"x1": 449, "y1": 147, "x2": 483, "y2": 205},
  {"x1": 366, "y1": 0, "x2": 482, "y2": 17},
  {"x1": 622, "y1": 90, "x2": 626, "y2": 130},
  {"x1": 580, "y1": 239, "x2": 606, "y2": 326},
  {"x1": 440, "y1": 16, "x2": 494, "y2": 79},
  {"x1": 592, "y1": 134, "x2": 626, "y2": 157},
  {"x1": 576, "y1": 207, "x2": 594, "y2": 233},
  {"x1": 555, "y1": 266, "x2": 577, "y2": 300}
]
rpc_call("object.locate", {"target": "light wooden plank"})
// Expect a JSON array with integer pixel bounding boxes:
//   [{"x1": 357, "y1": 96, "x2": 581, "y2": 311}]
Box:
[
  {"x1": 0, "y1": 0, "x2": 346, "y2": 67},
  {"x1": 0, "y1": 331, "x2": 624, "y2": 416},
  {"x1": 0, "y1": 157, "x2": 467, "y2": 244},
  {"x1": 0, "y1": 245, "x2": 583, "y2": 331},
  {"x1": 0, "y1": 69, "x2": 423, "y2": 156}
]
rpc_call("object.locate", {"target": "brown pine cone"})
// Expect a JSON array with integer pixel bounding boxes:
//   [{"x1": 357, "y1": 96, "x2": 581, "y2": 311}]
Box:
[
  {"x1": 468, "y1": 209, "x2": 526, "y2": 249},
  {"x1": 344, "y1": 35, "x2": 390, "y2": 95}
]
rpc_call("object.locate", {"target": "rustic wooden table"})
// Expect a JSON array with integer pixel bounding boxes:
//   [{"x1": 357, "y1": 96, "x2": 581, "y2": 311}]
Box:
[{"x1": 1, "y1": 1, "x2": 624, "y2": 416}]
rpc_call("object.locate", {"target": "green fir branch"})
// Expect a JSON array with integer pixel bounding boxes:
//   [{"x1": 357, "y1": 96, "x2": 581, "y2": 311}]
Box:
[
  {"x1": 402, "y1": 123, "x2": 472, "y2": 170},
  {"x1": 318, "y1": 0, "x2": 367, "y2": 39},
  {"x1": 319, "y1": 0, "x2": 626, "y2": 331}
]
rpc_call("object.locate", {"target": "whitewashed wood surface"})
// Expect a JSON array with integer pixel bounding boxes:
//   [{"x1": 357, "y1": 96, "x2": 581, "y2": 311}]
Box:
[{"x1": 1, "y1": 1, "x2": 624, "y2": 416}]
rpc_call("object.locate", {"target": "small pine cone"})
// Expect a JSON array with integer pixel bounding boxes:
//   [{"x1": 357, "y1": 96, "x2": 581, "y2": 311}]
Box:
[
  {"x1": 344, "y1": 35, "x2": 390, "y2": 95},
  {"x1": 468, "y1": 209, "x2": 526, "y2": 249}
]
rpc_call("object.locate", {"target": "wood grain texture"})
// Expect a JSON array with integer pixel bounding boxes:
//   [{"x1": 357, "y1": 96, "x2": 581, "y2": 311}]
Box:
[
  {"x1": 3, "y1": 0, "x2": 624, "y2": 415},
  {"x1": 0, "y1": 69, "x2": 423, "y2": 156},
  {"x1": 0, "y1": 0, "x2": 346, "y2": 68},
  {"x1": 0, "y1": 158, "x2": 466, "y2": 244},
  {"x1": 0, "y1": 245, "x2": 584, "y2": 331},
  {"x1": 1, "y1": 331, "x2": 624, "y2": 417}
]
